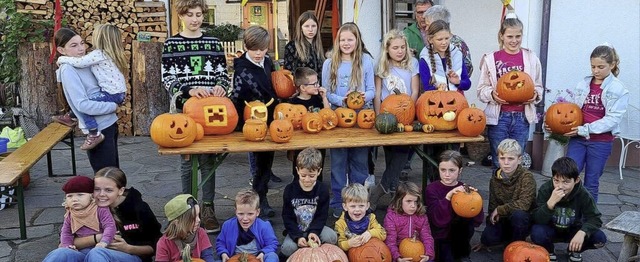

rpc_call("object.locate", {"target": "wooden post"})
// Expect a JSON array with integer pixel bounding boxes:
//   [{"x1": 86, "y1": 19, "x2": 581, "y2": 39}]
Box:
[
  {"x1": 618, "y1": 235, "x2": 639, "y2": 262},
  {"x1": 131, "y1": 41, "x2": 167, "y2": 136},
  {"x1": 18, "y1": 42, "x2": 59, "y2": 130}
]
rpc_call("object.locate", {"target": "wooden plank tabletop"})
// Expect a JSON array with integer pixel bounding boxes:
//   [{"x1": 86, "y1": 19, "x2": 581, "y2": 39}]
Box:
[
  {"x1": 0, "y1": 123, "x2": 72, "y2": 185},
  {"x1": 158, "y1": 128, "x2": 484, "y2": 155},
  {"x1": 605, "y1": 211, "x2": 640, "y2": 237}
]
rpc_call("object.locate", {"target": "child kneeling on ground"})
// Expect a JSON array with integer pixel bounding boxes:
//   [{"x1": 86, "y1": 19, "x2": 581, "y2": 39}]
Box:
[{"x1": 335, "y1": 183, "x2": 386, "y2": 251}]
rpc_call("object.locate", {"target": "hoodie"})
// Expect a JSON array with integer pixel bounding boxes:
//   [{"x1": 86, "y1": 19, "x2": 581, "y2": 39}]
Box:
[
  {"x1": 230, "y1": 53, "x2": 279, "y2": 128},
  {"x1": 113, "y1": 187, "x2": 163, "y2": 262}
]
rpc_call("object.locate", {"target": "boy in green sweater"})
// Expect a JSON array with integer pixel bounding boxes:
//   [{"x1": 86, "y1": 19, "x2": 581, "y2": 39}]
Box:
[{"x1": 531, "y1": 157, "x2": 607, "y2": 262}]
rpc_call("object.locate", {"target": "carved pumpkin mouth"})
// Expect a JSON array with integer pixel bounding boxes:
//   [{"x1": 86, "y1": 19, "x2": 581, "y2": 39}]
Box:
[
  {"x1": 254, "y1": 111, "x2": 266, "y2": 119},
  {"x1": 560, "y1": 120, "x2": 575, "y2": 125},
  {"x1": 344, "y1": 119, "x2": 353, "y2": 123},
  {"x1": 168, "y1": 121, "x2": 189, "y2": 140},
  {"x1": 505, "y1": 81, "x2": 525, "y2": 90},
  {"x1": 207, "y1": 113, "x2": 225, "y2": 124}
]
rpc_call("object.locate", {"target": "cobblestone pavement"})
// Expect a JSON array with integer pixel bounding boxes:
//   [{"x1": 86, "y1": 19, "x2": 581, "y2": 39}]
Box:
[{"x1": 0, "y1": 136, "x2": 637, "y2": 261}]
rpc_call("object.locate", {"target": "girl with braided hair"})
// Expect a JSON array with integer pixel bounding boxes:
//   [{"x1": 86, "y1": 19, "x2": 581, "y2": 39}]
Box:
[{"x1": 418, "y1": 20, "x2": 470, "y2": 92}]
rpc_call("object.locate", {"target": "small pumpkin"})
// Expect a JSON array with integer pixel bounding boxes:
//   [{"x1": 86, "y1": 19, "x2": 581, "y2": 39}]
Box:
[
  {"x1": 269, "y1": 112, "x2": 293, "y2": 143},
  {"x1": 346, "y1": 91, "x2": 365, "y2": 110},
  {"x1": 396, "y1": 123, "x2": 405, "y2": 132},
  {"x1": 242, "y1": 117, "x2": 268, "y2": 141},
  {"x1": 451, "y1": 184, "x2": 483, "y2": 218},
  {"x1": 287, "y1": 240, "x2": 348, "y2": 262},
  {"x1": 301, "y1": 111, "x2": 322, "y2": 133},
  {"x1": 416, "y1": 87, "x2": 469, "y2": 131},
  {"x1": 150, "y1": 91, "x2": 203, "y2": 148},
  {"x1": 335, "y1": 107, "x2": 357, "y2": 128},
  {"x1": 412, "y1": 121, "x2": 424, "y2": 132},
  {"x1": 243, "y1": 98, "x2": 274, "y2": 122},
  {"x1": 375, "y1": 112, "x2": 398, "y2": 134},
  {"x1": 347, "y1": 238, "x2": 392, "y2": 262},
  {"x1": 457, "y1": 104, "x2": 487, "y2": 137},
  {"x1": 272, "y1": 69, "x2": 296, "y2": 99},
  {"x1": 496, "y1": 70, "x2": 535, "y2": 103},
  {"x1": 380, "y1": 88, "x2": 416, "y2": 125},
  {"x1": 545, "y1": 102, "x2": 583, "y2": 135},
  {"x1": 318, "y1": 108, "x2": 338, "y2": 130},
  {"x1": 227, "y1": 253, "x2": 260, "y2": 262},
  {"x1": 184, "y1": 96, "x2": 239, "y2": 135},
  {"x1": 357, "y1": 109, "x2": 376, "y2": 129},
  {"x1": 399, "y1": 231, "x2": 425, "y2": 262},
  {"x1": 422, "y1": 124, "x2": 435, "y2": 133},
  {"x1": 503, "y1": 241, "x2": 550, "y2": 262},
  {"x1": 404, "y1": 124, "x2": 413, "y2": 132}
]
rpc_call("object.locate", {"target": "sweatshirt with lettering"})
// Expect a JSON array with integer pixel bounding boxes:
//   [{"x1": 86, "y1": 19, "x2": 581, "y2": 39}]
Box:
[{"x1": 281, "y1": 181, "x2": 330, "y2": 242}]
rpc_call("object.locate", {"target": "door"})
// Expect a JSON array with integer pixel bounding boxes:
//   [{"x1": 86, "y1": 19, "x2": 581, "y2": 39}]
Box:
[{"x1": 243, "y1": 2, "x2": 274, "y2": 50}]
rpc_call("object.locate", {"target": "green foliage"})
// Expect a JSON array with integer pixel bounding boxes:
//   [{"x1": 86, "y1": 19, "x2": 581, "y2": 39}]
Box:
[
  {"x1": 203, "y1": 23, "x2": 243, "y2": 42},
  {"x1": 548, "y1": 133, "x2": 569, "y2": 146}
]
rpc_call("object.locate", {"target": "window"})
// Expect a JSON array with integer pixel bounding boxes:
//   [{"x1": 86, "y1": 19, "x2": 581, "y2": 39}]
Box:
[{"x1": 203, "y1": 7, "x2": 215, "y2": 26}]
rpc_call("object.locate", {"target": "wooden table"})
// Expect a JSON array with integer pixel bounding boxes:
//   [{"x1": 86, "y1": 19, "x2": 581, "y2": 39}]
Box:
[
  {"x1": 605, "y1": 211, "x2": 640, "y2": 262},
  {"x1": 158, "y1": 128, "x2": 484, "y2": 195}
]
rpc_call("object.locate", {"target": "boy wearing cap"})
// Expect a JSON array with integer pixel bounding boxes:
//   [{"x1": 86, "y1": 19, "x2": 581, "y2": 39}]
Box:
[
  {"x1": 59, "y1": 176, "x2": 116, "y2": 249},
  {"x1": 216, "y1": 189, "x2": 279, "y2": 262}
]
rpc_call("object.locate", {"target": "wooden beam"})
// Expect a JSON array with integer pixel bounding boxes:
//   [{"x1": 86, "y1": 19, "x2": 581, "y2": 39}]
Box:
[
  {"x1": 134, "y1": 1, "x2": 164, "y2": 8},
  {"x1": 136, "y1": 12, "x2": 165, "y2": 18},
  {"x1": 137, "y1": 31, "x2": 168, "y2": 38},
  {"x1": 17, "y1": 9, "x2": 47, "y2": 15},
  {"x1": 15, "y1": 0, "x2": 47, "y2": 5}
]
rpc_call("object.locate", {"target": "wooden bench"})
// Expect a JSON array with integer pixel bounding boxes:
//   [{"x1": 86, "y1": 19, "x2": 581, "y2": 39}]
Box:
[
  {"x1": 0, "y1": 122, "x2": 77, "y2": 239},
  {"x1": 606, "y1": 211, "x2": 640, "y2": 262}
]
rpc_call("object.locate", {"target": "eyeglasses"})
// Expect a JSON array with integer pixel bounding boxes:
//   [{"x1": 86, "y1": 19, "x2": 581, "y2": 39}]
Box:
[{"x1": 303, "y1": 81, "x2": 320, "y2": 87}]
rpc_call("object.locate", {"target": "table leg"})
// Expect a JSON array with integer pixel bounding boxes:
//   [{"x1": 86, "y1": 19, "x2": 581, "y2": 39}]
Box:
[
  {"x1": 198, "y1": 153, "x2": 229, "y2": 190},
  {"x1": 412, "y1": 145, "x2": 438, "y2": 190}
]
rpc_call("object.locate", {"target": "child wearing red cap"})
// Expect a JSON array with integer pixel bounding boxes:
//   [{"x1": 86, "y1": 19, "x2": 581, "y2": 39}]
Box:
[{"x1": 59, "y1": 176, "x2": 117, "y2": 250}]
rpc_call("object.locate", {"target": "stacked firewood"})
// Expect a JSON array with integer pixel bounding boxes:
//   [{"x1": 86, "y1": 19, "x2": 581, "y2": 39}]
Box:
[{"x1": 15, "y1": 0, "x2": 169, "y2": 135}]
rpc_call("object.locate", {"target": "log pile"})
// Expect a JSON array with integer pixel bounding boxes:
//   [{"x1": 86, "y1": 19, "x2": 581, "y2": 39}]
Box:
[{"x1": 15, "y1": 0, "x2": 169, "y2": 135}]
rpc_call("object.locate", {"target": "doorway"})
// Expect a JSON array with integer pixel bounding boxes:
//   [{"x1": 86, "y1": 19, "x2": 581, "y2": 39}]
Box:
[{"x1": 243, "y1": 2, "x2": 274, "y2": 50}]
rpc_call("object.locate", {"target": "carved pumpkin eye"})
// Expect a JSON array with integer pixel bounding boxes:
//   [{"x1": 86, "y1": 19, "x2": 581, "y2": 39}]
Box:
[
  {"x1": 170, "y1": 121, "x2": 175, "y2": 128},
  {"x1": 447, "y1": 99, "x2": 455, "y2": 105}
]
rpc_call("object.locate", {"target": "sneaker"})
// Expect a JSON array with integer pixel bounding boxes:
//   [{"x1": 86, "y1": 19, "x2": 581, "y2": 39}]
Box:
[
  {"x1": 80, "y1": 133, "x2": 104, "y2": 150},
  {"x1": 569, "y1": 252, "x2": 582, "y2": 262},
  {"x1": 332, "y1": 208, "x2": 342, "y2": 218},
  {"x1": 51, "y1": 112, "x2": 77, "y2": 127},
  {"x1": 259, "y1": 198, "x2": 275, "y2": 218},
  {"x1": 200, "y1": 203, "x2": 221, "y2": 233},
  {"x1": 548, "y1": 253, "x2": 557, "y2": 262},
  {"x1": 270, "y1": 173, "x2": 283, "y2": 183}
]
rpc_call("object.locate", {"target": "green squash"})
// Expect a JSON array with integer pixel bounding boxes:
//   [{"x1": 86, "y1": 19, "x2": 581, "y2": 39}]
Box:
[{"x1": 375, "y1": 112, "x2": 398, "y2": 134}]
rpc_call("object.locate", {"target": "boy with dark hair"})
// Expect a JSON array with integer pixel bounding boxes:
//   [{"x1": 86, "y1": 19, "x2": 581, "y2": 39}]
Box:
[{"x1": 531, "y1": 157, "x2": 607, "y2": 262}]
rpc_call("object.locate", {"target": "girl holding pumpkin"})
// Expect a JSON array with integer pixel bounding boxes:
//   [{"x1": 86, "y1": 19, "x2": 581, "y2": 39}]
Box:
[
  {"x1": 283, "y1": 11, "x2": 325, "y2": 79},
  {"x1": 476, "y1": 13, "x2": 543, "y2": 168},
  {"x1": 322, "y1": 22, "x2": 375, "y2": 217},
  {"x1": 425, "y1": 150, "x2": 483, "y2": 262},
  {"x1": 384, "y1": 181, "x2": 435, "y2": 262},
  {"x1": 369, "y1": 29, "x2": 419, "y2": 211}
]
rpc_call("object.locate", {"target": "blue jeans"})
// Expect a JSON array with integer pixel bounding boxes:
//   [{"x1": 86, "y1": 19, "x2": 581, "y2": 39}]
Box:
[
  {"x1": 480, "y1": 210, "x2": 530, "y2": 246},
  {"x1": 487, "y1": 111, "x2": 530, "y2": 168},
  {"x1": 87, "y1": 123, "x2": 119, "y2": 173},
  {"x1": 43, "y1": 247, "x2": 142, "y2": 262},
  {"x1": 566, "y1": 138, "x2": 613, "y2": 202},
  {"x1": 43, "y1": 247, "x2": 90, "y2": 262},
  {"x1": 530, "y1": 224, "x2": 607, "y2": 253},
  {"x1": 330, "y1": 147, "x2": 369, "y2": 208},
  {"x1": 180, "y1": 154, "x2": 217, "y2": 203},
  {"x1": 79, "y1": 91, "x2": 125, "y2": 130}
]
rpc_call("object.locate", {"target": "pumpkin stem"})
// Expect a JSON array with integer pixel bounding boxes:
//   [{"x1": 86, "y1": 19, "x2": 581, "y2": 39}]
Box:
[
  {"x1": 308, "y1": 238, "x2": 319, "y2": 248},
  {"x1": 265, "y1": 98, "x2": 275, "y2": 107},
  {"x1": 239, "y1": 252, "x2": 248, "y2": 262},
  {"x1": 169, "y1": 91, "x2": 183, "y2": 114},
  {"x1": 411, "y1": 230, "x2": 419, "y2": 242},
  {"x1": 277, "y1": 111, "x2": 285, "y2": 120},
  {"x1": 392, "y1": 88, "x2": 401, "y2": 95},
  {"x1": 181, "y1": 244, "x2": 192, "y2": 262},
  {"x1": 463, "y1": 184, "x2": 471, "y2": 193}
]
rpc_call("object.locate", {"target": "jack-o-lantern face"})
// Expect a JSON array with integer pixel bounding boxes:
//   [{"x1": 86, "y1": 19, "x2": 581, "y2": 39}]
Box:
[
  {"x1": 545, "y1": 102, "x2": 583, "y2": 134},
  {"x1": 243, "y1": 118, "x2": 268, "y2": 141},
  {"x1": 302, "y1": 112, "x2": 322, "y2": 133},
  {"x1": 335, "y1": 107, "x2": 357, "y2": 128},
  {"x1": 270, "y1": 112, "x2": 294, "y2": 143},
  {"x1": 292, "y1": 104, "x2": 307, "y2": 129},
  {"x1": 273, "y1": 103, "x2": 307, "y2": 129},
  {"x1": 318, "y1": 108, "x2": 338, "y2": 130},
  {"x1": 357, "y1": 109, "x2": 376, "y2": 129},
  {"x1": 416, "y1": 89, "x2": 469, "y2": 131},
  {"x1": 151, "y1": 91, "x2": 203, "y2": 148},
  {"x1": 184, "y1": 96, "x2": 238, "y2": 135},
  {"x1": 244, "y1": 98, "x2": 274, "y2": 122},
  {"x1": 457, "y1": 105, "x2": 487, "y2": 137},
  {"x1": 346, "y1": 91, "x2": 365, "y2": 110},
  {"x1": 496, "y1": 70, "x2": 535, "y2": 103}
]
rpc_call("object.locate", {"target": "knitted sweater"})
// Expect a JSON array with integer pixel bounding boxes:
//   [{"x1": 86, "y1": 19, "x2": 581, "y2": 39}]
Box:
[
  {"x1": 488, "y1": 165, "x2": 537, "y2": 217},
  {"x1": 283, "y1": 40, "x2": 323, "y2": 80},
  {"x1": 230, "y1": 54, "x2": 279, "y2": 127}
]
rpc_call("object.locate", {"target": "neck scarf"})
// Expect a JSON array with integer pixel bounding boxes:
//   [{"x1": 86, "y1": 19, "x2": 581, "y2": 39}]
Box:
[
  {"x1": 346, "y1": 213, "x2": 370, "y2": 235},
  {"x1": 67, "y1": 201, "x2": 100, "y2": 233}
]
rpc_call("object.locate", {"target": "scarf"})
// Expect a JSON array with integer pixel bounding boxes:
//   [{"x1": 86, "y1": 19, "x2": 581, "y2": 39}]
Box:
[
  {"x1": 66, "y1": 201, "x2": 100, "y2": 234},
  {"x1": 346, "y1": 213, "x2": 370, "y2": 235},
  {"x1": 173, "y1": 230, "x2": 198, "y2": 257}
]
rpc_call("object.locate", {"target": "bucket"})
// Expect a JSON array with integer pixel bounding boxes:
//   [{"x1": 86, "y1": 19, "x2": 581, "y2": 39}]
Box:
[{"x1": 0, "y1": 137, "x2": 8, "y2": 154}]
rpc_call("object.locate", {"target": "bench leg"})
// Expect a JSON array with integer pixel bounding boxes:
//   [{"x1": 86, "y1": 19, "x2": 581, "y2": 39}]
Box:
[
  {"x1": 71, "y1": 133, "x2": 76, "y2": 176},
  {"x1": 47, "y1": 151, "x2": 53, "y2": 177},
  {"x1": 618, "y1": 235, "x2": 639, "y2": 262},
  {"x1": 17, "y1": 178, "x2": 26, "y2": 240}
]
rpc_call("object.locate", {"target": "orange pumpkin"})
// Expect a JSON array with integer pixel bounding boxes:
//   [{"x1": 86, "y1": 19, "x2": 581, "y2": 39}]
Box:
[
  {"x1": 318, "y1": 108, "x2": 338, "y2": 130},
  {"x1": 357, "y1": 109, "x2": 376, "y2": 129},
  {"x1": 335, "y1": 107, "x2": 357, "y2": 128},
  {"x1": 243, "y1": 98, "x2": 274, "y2": 122},
  {"x1": 457, "y1": 104, "x2": 487, "y2": 137},
  {"x1": 302, "y1": 111, "x2": 322, "y2": 133},
  {"x1": 503, "y1": 241, "x2": 550, "y2": 262},
  {"x1": 404, "y1": 124, "x2": 413, "y2": 132},
  {"x1": 242, "y1": 118, "x2": 268, "y2": 141},
  {"x1": 380, "y1": 88, "x2": 416, "y2": 125},
  {"x1": 183, "y1": 96, "x2": 238, "y2": 135},
  {"x1": 151, "y1": 91, "x2": 203, "y2": 148},
  {"x1": 272, "y1": 69, "x2": 296, "y2": 99},
  {"x1": 273, "y1": 103, "x2": 307, "y2": 130},
  {"x1": 287, "y1": 240, "x2": 348, "y2": 262},
  {"x1": 416, "y1": 87, "x2": 469, "y2": 131},
  {"x1": 269, "y1": 112, "x2": 293, "y2": 143},
  {"x1": 227, "y1": 253, "x2": 260, "y2": 262},
  {"x1": 496, "y1": 70, "x2": 535, "y2": 103},
  {"x1": 399, "y1": 232, "x2": 425, "y2": 262},
  {"x1": 347, "y1": 238, "x2": 392, "y2": 262},
  {"x1": 451, "y1": 184, "x2": 483, "y2": 218},
  {"x1": 346, "y1": 91, "x2": 365, "y2": 110},
  {"x1": 545, "y1": 102, "x2": 583, "y2": 135},
  {"x1": 292, "y1": 104, "x2": 308, "y2": 129}
]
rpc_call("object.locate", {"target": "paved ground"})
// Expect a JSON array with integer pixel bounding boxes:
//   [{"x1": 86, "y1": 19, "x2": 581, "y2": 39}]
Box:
[{"x1": 0, "y1": 136, "x2": 638, "y2": 261}]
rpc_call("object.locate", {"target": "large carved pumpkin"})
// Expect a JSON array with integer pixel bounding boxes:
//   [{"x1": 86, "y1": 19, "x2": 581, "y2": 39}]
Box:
[
  {"x1": 380, "y1": 88, "x2": 415, "y2": 125},
  {"x1": 416, "y1": 88, "x2": 469, "y2": 131},
  {"x1": 496, "y1": 70, "x2": 535, "y2": 103},
  {"x1": 242, "y1": 118, "x2": 268, "y2": 141},
  {"x1": 269, "y1": 112, "x2": 293, "y2": 143},
  {"x1": 151, "y1": 91, "x2": 203, "y2": 148},
  {"x1": 273, "y1": 103, "x2": 307, "y2": 130},
  {"x1": 347, "y1": 238, "x2": 392, "y2": 262},
  {"x1": 399, "y1": 233, "x2": 425, "y2": 262},
  {"x1": 243, "y1": 98, "x2": 274, "y2": 122},
  {"x1": 272, "y1": 69, "x2": 296, "y2": 99},
  {"x1": 357, "y1": 109, "x2": 376, "y2": 129},
  {"x1": 318, "y1": 108, "x2": 338, "y2": 130},
  {"x1": 503, "y1": 241, "x2": 550, "y2": 262},
  {"x1": 346, "y1": 91, "x2": 365, "y2": 110},
  {"x1": 375, "y1": 112, "x2": 398, "y2": 134},
  {"x1": 227, "y1": 253, "x2": 260, "y2": 262},
  {"x1": 183, "y1": 96, "x2": 238, "y2": 135},
  {"x1": 451, "y1": 184, "x2": 483, "y2": 218},
  {"x1": 545, "y1": 102, "x2": 583, "y2": 135},
  {"x1": 301, "y1": 111, "x2": 322, "y2": 133},
  {"x1": 335, "y1": 107, "x2": 357, "y2": 128},
  {"x1": 457, "y1": 105, "x2": 486, "y2": 137},
  {"x1": 287, "y1": 240, "x2": 348, "y2": 262}
]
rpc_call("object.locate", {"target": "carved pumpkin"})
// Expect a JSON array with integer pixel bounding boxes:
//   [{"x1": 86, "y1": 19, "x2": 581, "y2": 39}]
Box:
[
  {"x1": 287, "y1": 240, "x2": 348, "y2": 262},
  {"x1": 272, "y1": 69, "x2": 296, "y2": 99},
  {"x1": 318, "y1": 108, "x2": 338, "y2": 130},
  {"x1": 545, "y1": 102, "x2": 583, "y2": 135},
  {"x1": 496, "y1": 70, "x2": 535, "y2": 103},
  {"x1": 243, "y1": 98, "x2": 274, "y2": 122},
  {"x1": 269, "y1": 112, "x2": 293, "y2": 143},
  {"x1": 227, "y1": 253, "x2": 260, "y2": 262},
  {"x1": 346, "y1": 91, "x2": 365, "y2": 110},
  {"x1": 375, "y1": 112, "x2": 398, "y2": 134},
  {"x1": 151, "y1": 91, "x2": 203, "y2": 148},
  {"x1": 274, "y1": 103, "x2": 307, "y2": 130},
  {"x1": 457, "y1": 104, "x2": 487, "y2": 137},
  {"x1": 503, "y1": 241, "x2": 550, "y2": 262},
  {"x1": 292, "y1": 104, "x2": 308, "y2": 129},
  {"x1": 183, "y1": 96, "x2": 238, "y2": 135},
  {"x1": 335, "y1": 107, "x2": 357, "y2": 128},
  {"x1": 451, "y1": 184, "x2": 483, "y2": 218},
  {"x1": 416, "y1": 88, "x2": 469, "y2": 131},
  {"x1": 380, "y1": 88, "x2": 416, "y2": 125},
  {"x1": 243, "y1": 118, "x2": 268, "y2": 141},
  {"x1": 399, "y1": 232, "x2": 425, "y2": 262},
  {"x1": 347, "y1": 238, "x2": 392, "y2": 262},
  {"x1": 357, "y1": 109, "x2": 376, "y2": 129},
  {"x1": 301, "y1": 112, "x2": 322, "y2": 133}
]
